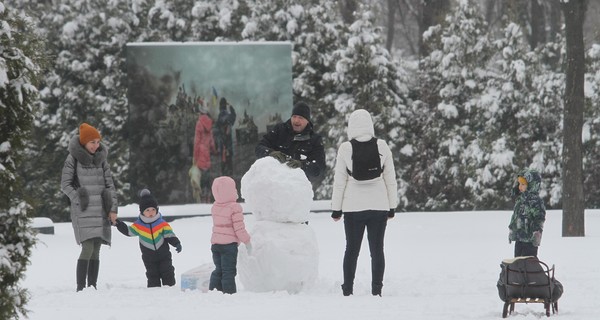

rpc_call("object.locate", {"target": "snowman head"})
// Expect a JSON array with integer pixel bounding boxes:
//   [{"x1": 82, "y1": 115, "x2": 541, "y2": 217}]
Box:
[{"x1": 241, "y1": 157, "x2": 313, "y2": 223}]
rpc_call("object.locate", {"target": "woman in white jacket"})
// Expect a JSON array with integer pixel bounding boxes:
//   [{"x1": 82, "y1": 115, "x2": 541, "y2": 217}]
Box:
[{"x1": 331, "y1": 109, "x2": 398, "y2": 297}]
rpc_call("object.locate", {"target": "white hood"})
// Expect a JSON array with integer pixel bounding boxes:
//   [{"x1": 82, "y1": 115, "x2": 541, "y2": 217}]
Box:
[{"x1": 347, "y1": 109, "x2": 374, "y2": 141}]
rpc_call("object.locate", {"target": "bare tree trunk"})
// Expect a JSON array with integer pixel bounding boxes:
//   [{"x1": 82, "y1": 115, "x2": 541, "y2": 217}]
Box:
[
  {"x1": 483, "y1": 0, "x2": 504, "y2": 30},
  {"x1": 561, "y1": 0, "x2": 587, "y2": 237},
  {"x1": 418, "y1": 0, "x2": 450, "y2": 58},
  {"x1": 339, "y1": 0, "x2": 358, "y2": 24},
  {"x1": 396, "y1": 0, "x2": 419, "y2": 56},
  {"x1": 530, "y1": 0, "x2": 546, "y2": 49},
  {"x1": 386, "y1": 0, "x2": 396, "y2": 52},
  {"x1": 548, "y1": 1, "x2": 562, "y2": 43}
]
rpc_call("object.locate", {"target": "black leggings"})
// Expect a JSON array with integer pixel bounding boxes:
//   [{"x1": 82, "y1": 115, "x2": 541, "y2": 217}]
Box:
[{"x1": 342, "y1": 210, "x2": 388, "y2": 288}]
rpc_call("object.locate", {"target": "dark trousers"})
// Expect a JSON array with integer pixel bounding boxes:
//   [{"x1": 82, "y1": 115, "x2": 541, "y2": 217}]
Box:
[
  {"x1": 210, "y1": 243, "x2": 239, "y2": 294},
  {"x1": 514, "y1": 241, "x2": 538, "y2": 257},
  {"x1": 342, "y1": 210, "x2": 388, "y2": 291},
  {"x1": 143, "y1": 252, "x2": 175, "y2": 288}
]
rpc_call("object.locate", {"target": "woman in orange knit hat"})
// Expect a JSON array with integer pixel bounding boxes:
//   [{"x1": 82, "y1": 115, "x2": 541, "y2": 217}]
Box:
[{"x1": 61, "y1": 123, "x2": 119, "y2": 291}]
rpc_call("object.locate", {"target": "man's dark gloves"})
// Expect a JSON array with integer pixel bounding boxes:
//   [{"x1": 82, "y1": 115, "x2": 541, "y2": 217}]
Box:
[
  {"x1": 78, "y1": 187, "x2": 89, "y2": 211},
  {"x1": 331, "y1": 210, "x2": 342, "y2": 219},
  {"x1": 286, "y1": 159, "x2": 303, "y2": 169},
  {"x1": 388, "y1": 209, "x2": 395, "y2": 218},
  {"x1": 269, "y1": 150, "x2": 288, "y2": 163},
  {"x1": 175, "y1": 243, "x2": 182, "y2": 253}
]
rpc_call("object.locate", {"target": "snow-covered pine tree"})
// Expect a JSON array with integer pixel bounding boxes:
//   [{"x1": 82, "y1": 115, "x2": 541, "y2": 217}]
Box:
[
  {"x1": 407, "y1": 0, "x2": 493, "y2": 210},
  {"x1": 142, "y1": 0, "x2": 248, "y2": 41},
  {"x1": 17, "y1": 0, "x2": 135, "y2": 220},
  {"x1": 582, "y1": 44, "x2": 600, "y2": 207},
  {"x1": 467, "y1": 20, "x2": 564, "y2": 210},
  {"x1": 319, "y1": 8, "x2": 410, "y2": 202},
  {"x1": 0, "y1": 2, "x2": 41, "y2": 318},
  {"x1": 466, "y1": 22, "x2": 539, "y2": 209},
  {"x1": 509, "y1": 38, "x2": 565, "y2": 208}
]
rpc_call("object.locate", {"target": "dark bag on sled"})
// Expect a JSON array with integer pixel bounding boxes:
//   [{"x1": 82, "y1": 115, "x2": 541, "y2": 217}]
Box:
[
  {"x1": 347, "y1": 138, "x2": 383, "y2": 181},
  {"x1": 496, "y1": 257, "x2": 563, "y2": 303}
]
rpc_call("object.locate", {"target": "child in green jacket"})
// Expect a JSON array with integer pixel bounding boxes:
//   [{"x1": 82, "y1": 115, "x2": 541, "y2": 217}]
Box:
[{"x1": 508, "y1": 169, "x2": 546, "y2": 257}]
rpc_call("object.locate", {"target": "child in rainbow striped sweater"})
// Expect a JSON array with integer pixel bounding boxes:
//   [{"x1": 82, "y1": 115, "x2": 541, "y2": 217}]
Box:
[{"x1": 115, "y1": 189, "x2": 182, "y2": 287}]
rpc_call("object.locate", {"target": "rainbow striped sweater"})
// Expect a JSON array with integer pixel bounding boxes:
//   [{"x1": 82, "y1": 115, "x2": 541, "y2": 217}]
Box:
[{"x1": 116, "y1": 214, "x2": 179, "y2": 251}]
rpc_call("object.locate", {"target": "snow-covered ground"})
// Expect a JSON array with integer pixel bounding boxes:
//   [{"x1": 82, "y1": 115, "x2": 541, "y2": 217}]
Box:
[{"x1": 24, "y1": 208, "x2": 599, "y2": 320}]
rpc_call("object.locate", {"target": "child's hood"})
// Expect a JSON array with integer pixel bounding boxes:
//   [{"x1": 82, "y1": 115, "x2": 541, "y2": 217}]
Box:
[
  {"x1": 212, "y1": 176, "x2": 238, "y2": 204},
  {"x1": 518, "y1": 168, "x2": 542, "y2": 194}
]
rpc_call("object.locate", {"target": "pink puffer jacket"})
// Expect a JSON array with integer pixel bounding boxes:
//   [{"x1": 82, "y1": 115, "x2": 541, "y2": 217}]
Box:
[{"x1": 210, "y1": 176, "x2": 251, "y2": 245}]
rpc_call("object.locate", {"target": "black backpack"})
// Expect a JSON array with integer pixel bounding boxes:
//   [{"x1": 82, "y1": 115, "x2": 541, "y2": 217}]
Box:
[{"x1": 347, "y1": 138, "x2": 383, "y2": 181}]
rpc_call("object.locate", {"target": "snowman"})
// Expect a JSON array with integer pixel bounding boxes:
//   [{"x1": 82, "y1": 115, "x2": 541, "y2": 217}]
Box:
[{"x1": 238, "y1": 156, "x2": 319, "y2": 293}]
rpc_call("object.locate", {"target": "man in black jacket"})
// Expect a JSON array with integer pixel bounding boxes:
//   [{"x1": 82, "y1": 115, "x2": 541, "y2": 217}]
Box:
[{"x1": 255, "y1": 102, "x2": 326, "y2": 183}]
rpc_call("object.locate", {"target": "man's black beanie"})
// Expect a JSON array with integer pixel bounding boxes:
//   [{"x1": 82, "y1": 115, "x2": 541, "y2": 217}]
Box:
[{"x1": 292, "y1": 102, "x2": 311, "y2": 122}]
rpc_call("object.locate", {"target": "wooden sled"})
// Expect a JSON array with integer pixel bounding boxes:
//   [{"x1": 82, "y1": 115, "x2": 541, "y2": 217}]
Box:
[
  {"x1": 497, "y1": 256, "x2": 562, "y2": 318},
  {"x1": 502, "y1": 296, "x2": 558, "y2": 318}
]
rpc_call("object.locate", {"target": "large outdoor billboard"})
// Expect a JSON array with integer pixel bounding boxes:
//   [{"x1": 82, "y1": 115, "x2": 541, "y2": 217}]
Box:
[{"x1": 127, "y1": 42, "x2": 293, "y2": 204}]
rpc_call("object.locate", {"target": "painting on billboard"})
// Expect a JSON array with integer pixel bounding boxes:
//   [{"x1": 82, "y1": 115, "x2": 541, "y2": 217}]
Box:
[{"x1": 127, "y1": 42, "x2": 293, "y2": 204}]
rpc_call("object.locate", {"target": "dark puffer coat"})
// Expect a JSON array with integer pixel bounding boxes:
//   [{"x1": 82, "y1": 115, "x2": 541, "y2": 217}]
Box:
[
  {"x1": 61, "y1": 136, "x2": 118, "y2": 245},
  {"x1": 508, "y1": 169, "x2": 546, "y2": 245},
  {"x1": 255, "y1": 119, "x2": 326, "y2": 182}
]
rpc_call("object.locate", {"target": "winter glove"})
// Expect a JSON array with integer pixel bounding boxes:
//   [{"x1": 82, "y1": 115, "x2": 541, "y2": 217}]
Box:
[
  {"x1": 331, "y1": 210, "x2": 342, "y2": 219},
  {"x1": 77, "y1": 187, "x2": 90, "y2": 211},
  {"x1": 115, "y1": 219, "x2": 130, "y2": 236},
  {"x1": 101, "y1": 188, "x2": 113, "y2": 215},
  {"x1": 533, "y1": 231, "x2": 542, "y2": 247},
  {"x1": 286, "y1": 159, "x2": 303, "y2": 169},
  {"x1": 245, "y1": 242, "x2": 252, "y2": 255},
  {"x1": 388, "y1": 209, "x2": 395, "y2": 218},
  {"x1": 508, "y1": 231, "x2": 513, "y2": 244},
  {"x1": 175, "y1": 243, "x2": 182, "y2": 253},
  {"x1": 269, "y1": 150, "x2": 288, "y2": 163}
]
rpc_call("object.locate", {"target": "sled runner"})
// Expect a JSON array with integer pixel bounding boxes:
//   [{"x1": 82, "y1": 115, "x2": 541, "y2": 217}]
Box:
[{"x1": 496, "y1": 256, "x2": 563, "y2": 318}]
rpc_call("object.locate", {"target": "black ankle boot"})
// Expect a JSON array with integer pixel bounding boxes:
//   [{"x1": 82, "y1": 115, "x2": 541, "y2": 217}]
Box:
[
  {"x1": 341, "y1": 284, "x2": 353, "y2": 296},
  {"x1": 87, "y1": 260, "x2": 99, "y2": 289},
  {"x1": 76, "y1": 259, "x2": 89, "y2": 292},
  {"x1": 372, "y1": 283, "x2": 383, "y2": 297}
]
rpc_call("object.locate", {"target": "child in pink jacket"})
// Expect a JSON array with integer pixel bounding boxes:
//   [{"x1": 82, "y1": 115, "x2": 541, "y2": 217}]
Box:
[{"x1": 209, "y1": 176, "x2": 251, "y2": 294}]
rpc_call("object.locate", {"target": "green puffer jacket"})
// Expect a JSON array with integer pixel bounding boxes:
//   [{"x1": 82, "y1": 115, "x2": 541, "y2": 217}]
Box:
[{"x1": 508, "y1": 169, "x2": 546, "y2": 245}]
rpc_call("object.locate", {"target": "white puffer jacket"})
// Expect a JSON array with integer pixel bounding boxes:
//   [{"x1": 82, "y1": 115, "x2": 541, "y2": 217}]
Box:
[{"x1": 331, "y1": 109, "x2": 398, "y2": 212}]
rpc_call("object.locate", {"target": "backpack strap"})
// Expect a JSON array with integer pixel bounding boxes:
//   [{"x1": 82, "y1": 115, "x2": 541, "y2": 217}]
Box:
[{"x1": 346, "y1": 139, "x2": 357, "y2": 177}]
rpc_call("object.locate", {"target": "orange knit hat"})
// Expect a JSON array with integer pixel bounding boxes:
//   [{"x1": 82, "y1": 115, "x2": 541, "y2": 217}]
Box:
[
  {"x1": 79, "y1": 123, "x2": 101, "y2": 145},
  {"x1": 517, "y1": 176, "x2": 527, "y2": 185}
]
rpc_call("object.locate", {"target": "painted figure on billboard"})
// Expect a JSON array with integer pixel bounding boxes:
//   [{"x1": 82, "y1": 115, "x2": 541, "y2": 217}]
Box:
[
  {"x1": 127, "y1": 42, "x2": 294, "y2": 204},
  {"x1": 191, "y1": 98, "x2": 216, "y2": 203},
  {"x1": 215, "y1": 97, "x2": 237, "y2": 176}
]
